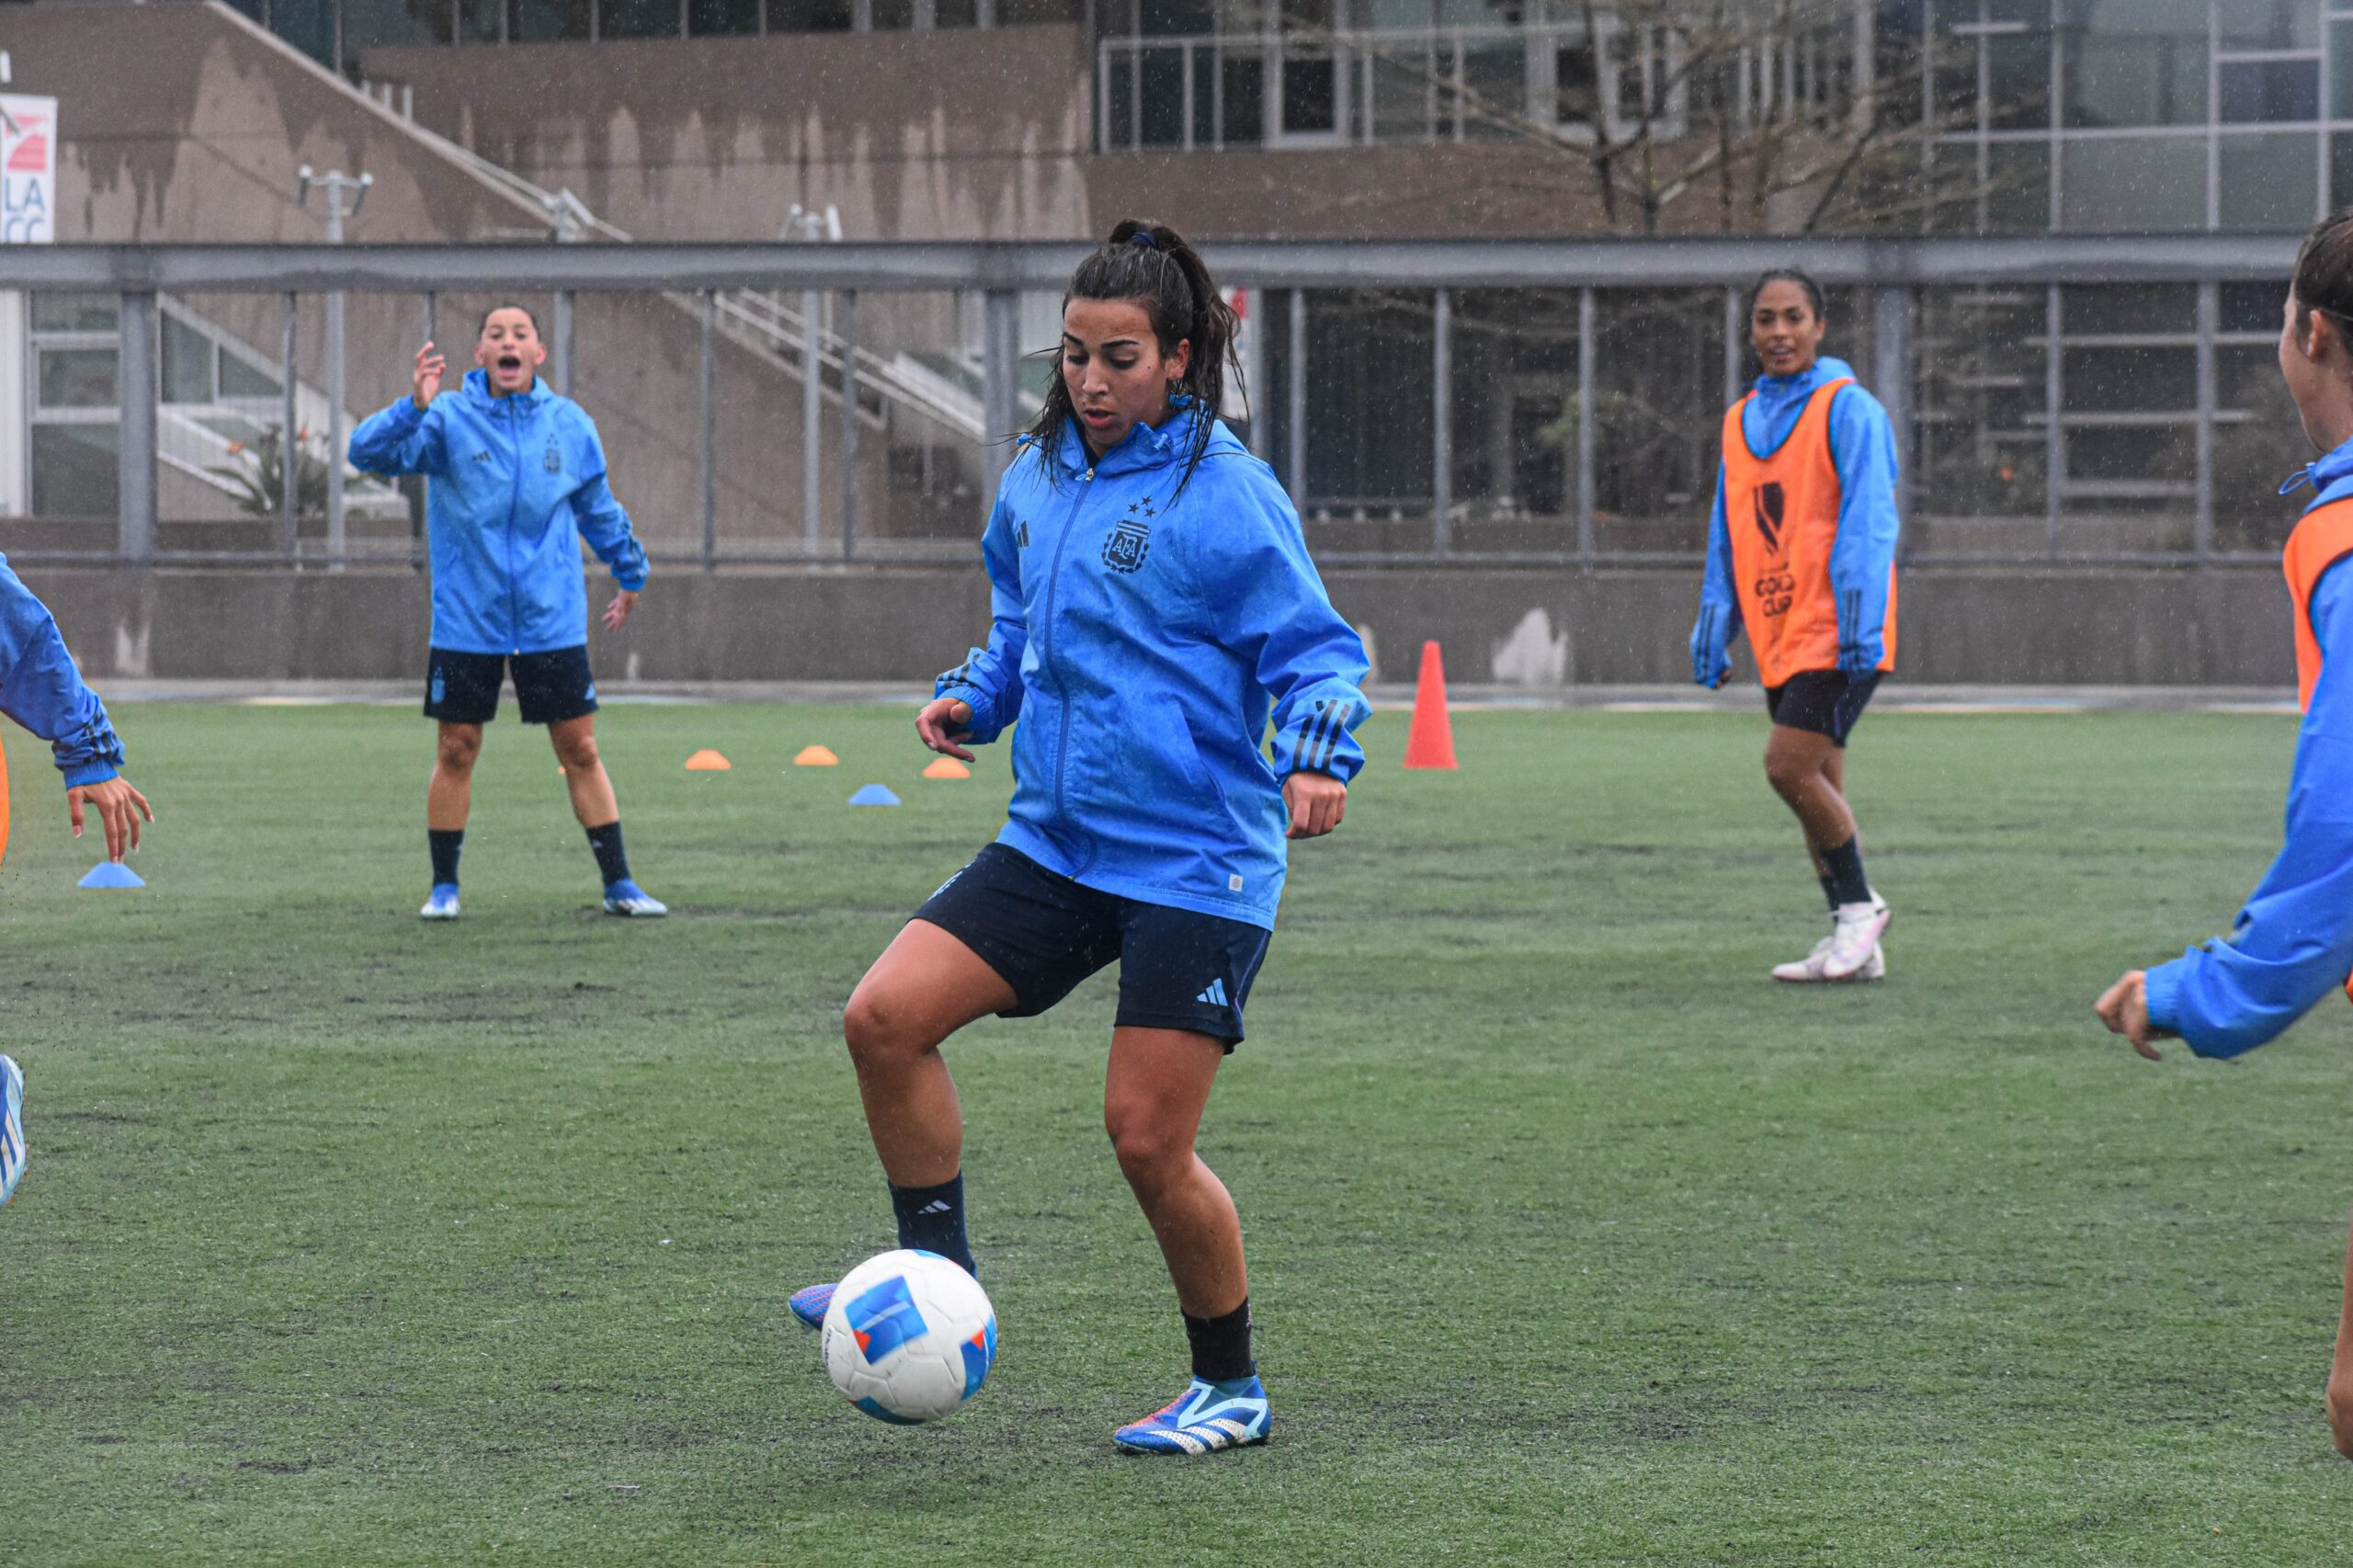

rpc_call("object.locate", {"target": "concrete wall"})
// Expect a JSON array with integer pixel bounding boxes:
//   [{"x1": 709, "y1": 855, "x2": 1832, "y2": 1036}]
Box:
[
  {"x1": 12, "y1": 563, "x2": 2300, "y2": 687},
  {"x1": 362, "y1": 25, "x2": 1095, "y2": 243}
]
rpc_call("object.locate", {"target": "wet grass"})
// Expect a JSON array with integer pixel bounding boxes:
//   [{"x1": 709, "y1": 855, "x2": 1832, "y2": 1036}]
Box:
[{"x1": 5, "y1": 699, "x2": 2351, "y2": 1564}]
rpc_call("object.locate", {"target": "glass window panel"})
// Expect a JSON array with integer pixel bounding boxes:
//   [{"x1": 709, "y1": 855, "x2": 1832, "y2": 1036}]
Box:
[
  {"x1": 767, "y1": 0, "x2": 850, "y2": 28},
  {"x1": 340, "y1": 0, "x2": 454, "y2": 63},
  {"x1": 2066, "y1": 424, "x2": 2193, "y2": 483},
  {"x1": 30, "y1": 426, "x2": 119, "y2": 520},
  {"x1": 2217, "y1": 343, "x2": 2281, "y2": 408},
  {"x1": 1986, "y1": 28, "x2": 2051, "y2": 132},
  {"x1": 997, "y1": 0, "x2": 1079, "y2": 19},
  {"x1": 2063, "y1": 283, "x2": 2196, "y2": 335},
  {"x1": 1106, "y1": 53, "x2": 1136, "y2": 147},
  {"x1": 2220, "y1": 132, "x2": 2319, "y2": 230},
  {"x1": 1302, "y1": 290, "x2": 1433, "y2": 507},
  {"x1": 1140, "y1": 0, "x2": 1210, "y2": 33},
  {"x1": 2219, "y1": 0, "x2": 2319, "y2": 51},
  {"x1": 599, "y1": 0, "x2": 679, "y2": 35},
  {"x1": 219, "y1": 0, "x2": 267, "y2": 19},
  {"x1": 1281, "y1": 52, "x2": 1338, "y2": 133},
  {"x1": 2060, "y1": 136, "x2": 2205, "y2": 233},
  {"x1": 220, "y1": 354, "x2": 282, "y2": 401},
  {"x1": 459, "y1": 0, "x2": 504, "y2": 40},
  {"x1": 2063, "y1": 346, "x2": 2196, "y2": 411},
  {"x1": 162, "y1": 315, "x2": 214, "y2": 406},
  {"x1": 1985, "y1": 140, "x2": 2050, "y2": 232},
  {"x1": 1370, "y1": 52, "x2": 1427, "y2": 142},
  {"x1": 1915, "y1": 284, "x2": 2047, "y2": 519},
  {"x1": 2337, "y1": 23, "x2": 2353, "y2": 118},
  {"x1": 689, "y1": 0, "x2": 757, "y2": 28},
  {"x1": 1141, "y1": 45, "x2": 1187, "y2": 144},
  {"x1": 2334, "y1": 132, "x2": 2353, "y2": 213},
  {"x1": 1459, "y1": 37, "x2": 1526, "y2": 139},
  {"x1": 510, "y1": 0, "x2": 591, "y2": 38},
  {"x1": 2221, "y1": 279, "x2": 2288, "y2": 333},
  {"x1": 1220, "y1": 53, "x2": 1263, "y2": 143},
  {"x1": 271, "y1": 0, "x2": 335, "y2": 63},
  {"x1": 1556, "y1": 40, "x2": 1598, "y2": 130},
  {"x1": 2219, "y1": 59, "x2": 2320, "y2": 123},
  {"x1": 934, "y1": 0, "x2": 976, "y2": 24},
  {"x1": 2062, "y1": 22, "x2": 2207, "y2": 128},
  {"x1": 30, "y1": 293, "x2": 117, "y2": 332},
  {"x1": 40, "y1": 348, "x2": 118, "y2": 409},
  {"x1": 1448, "y1": 290, "x2": 1581, "y2": 522},
  {"x1": 1592, "y1": 289, "x2": 1722, "y2": 545}
]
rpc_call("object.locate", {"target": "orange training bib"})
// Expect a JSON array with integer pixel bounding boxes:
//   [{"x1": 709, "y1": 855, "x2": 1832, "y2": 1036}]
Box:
[
  {"x1": 2280, "y1": 496, "x2": 2353, "y2": 1006},
  {"x1": 1720, "y1": 378, "x2": 1897, "y2": 689}
]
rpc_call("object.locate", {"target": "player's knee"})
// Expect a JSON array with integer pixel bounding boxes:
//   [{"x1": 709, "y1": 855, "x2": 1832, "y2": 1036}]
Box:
[
  {"x1": 437, "y1": 729, "x2": 483, "y2": 772},
  {"x1": 842, "y1": 988, "x2": 922, "y2": 1069},
  {"x1": 1104, "y1": 1107, "x2": 1190, "y2": 1191},
  {"x1": 551, "y1": 730, "x2": 599, "y2": 771},
  {"x1": 1763, "y1": 748, "x2": 1813, "y2": 801}
]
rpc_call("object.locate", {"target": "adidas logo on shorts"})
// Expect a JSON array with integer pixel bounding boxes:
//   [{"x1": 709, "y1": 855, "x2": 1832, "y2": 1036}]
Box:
[{"x1": 1195, "y1": 978, "x2": 1230, "y2": 1007}]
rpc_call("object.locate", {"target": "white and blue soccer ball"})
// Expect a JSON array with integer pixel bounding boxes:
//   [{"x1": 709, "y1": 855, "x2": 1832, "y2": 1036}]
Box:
[{"x1": 821, "y1": 1249, "x2": 998, "y2": 1425}]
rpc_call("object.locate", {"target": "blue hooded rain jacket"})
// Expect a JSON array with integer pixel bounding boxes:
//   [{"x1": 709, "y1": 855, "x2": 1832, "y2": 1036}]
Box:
[
  {"x1": 348, "y1": 370, "x2": 649, "y2": 655},
  {"x1": 0, "y1": 554, "x2": 124, "y2": 789},
  {"x1": 938, "y1": 411, "x2": 1370, "y2": 930}
]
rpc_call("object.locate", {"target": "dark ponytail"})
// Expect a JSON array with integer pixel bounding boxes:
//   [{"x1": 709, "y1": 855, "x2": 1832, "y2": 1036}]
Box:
[
  {"x1": 1745, "y1": 267, "x2": 1826, "y2": 324},
  {"x1": 2293, "y1": 209, "x2": 2353, "y2": 329},
  {"x1": 1025, "y1": 218, "x2": 1240, "y2": 499}
]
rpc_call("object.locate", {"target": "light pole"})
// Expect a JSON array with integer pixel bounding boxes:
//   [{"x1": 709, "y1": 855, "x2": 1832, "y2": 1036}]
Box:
[{"x1": 297, "y1": 165, "x2": 370, "y2": 566}]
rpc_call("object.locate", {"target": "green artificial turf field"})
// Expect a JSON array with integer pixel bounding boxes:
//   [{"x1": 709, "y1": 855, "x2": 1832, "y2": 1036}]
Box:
[{"x1": 6, "y1": 699, "x2": 2352, "y2": 1564}]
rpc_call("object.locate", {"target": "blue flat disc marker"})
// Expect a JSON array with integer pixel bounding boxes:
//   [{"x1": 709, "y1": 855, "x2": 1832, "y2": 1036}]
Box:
[
  {"x1": 847, "y1": 784, "x2": 903, "y2": 807},
  {"x1": 78, "y1": 861, "x2": 145, "y2": 889}
]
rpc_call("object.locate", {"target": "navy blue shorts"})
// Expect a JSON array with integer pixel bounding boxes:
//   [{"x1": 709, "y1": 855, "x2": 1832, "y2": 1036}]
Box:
[
  {"x1": 1765, "y1": 669, "x2": 1881, "y2": 746},
  {"x1": 915, "y1": 844, "x2": 1272, "y2": 1051},
  {"x1": 425, "y1": 645, "x2": 598, "y2": 726}
]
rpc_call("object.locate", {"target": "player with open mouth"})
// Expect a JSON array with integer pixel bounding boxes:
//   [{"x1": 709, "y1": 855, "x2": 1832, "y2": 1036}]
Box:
[
  {"x1": 349, "y1": 304, "x2": 664, "y2": 921},
  {"x1": 1690, "y1": 268, "x2": 1903, "y2": 983},
  {"x1": 788, "y1": 220, "x2": 1370, "y2": 1454}
]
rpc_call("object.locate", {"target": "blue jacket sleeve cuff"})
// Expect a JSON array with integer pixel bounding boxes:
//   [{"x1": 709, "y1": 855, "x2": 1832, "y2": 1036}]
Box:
[
  {"x1": 62, "y1": 759, "x2": 119, "y2": 788},
  {"x1": 2142, "y1": 960, "x2": 2185, "y2": 1039}
]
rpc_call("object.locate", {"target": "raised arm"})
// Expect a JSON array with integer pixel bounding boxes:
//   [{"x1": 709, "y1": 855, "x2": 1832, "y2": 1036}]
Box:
[
  {"x1": 348, "y1": 342, "x2": 450, "y2": 479},
  {"x1": 1826, "y1": 384, "x2": 1901, "y2": 675},
  {"x1": 931, "y1": 489, "x2": 1029, "y2": 748}
]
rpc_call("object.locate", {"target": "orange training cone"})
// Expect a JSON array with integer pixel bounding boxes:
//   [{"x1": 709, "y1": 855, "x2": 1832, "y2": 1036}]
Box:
[
  {"x1": 923, "y1": 756, "x2": 972, "y2": 779},
  {"x1": 1401, "y1": 641, "x2": 1458, "y2": 770},
  {"x1": 794, "y1": 744, "x2": 840, "y2": 767},
  {"x1": 685, "y1": 749, "x2": 733, "y2": 771}
]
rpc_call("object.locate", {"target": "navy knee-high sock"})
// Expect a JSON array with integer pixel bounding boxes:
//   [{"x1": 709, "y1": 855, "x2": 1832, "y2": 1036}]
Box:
[{"x1": 889, "y1": 1173, "x2": 976, "y2": 1276}]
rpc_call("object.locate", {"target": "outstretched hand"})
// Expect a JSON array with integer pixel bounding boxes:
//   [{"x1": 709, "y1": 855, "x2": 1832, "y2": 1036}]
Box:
[
  {"x1": 68, "y1": 776, "x2": 153, "y2": 862},
  {"x1": 2095, "y1": 970, "x2": 2177, "y2": 1060},
  {"x1": 603, "y1": 588, "x2": 639, "y2": 631},
  {"x1": 413, "y1": 342, "x2": 446, "y2": 410},
  {"x1": 916, "y1": 698, "x2": 976, "y2": 762},
  {"x1": 1283, "y1": 770, "x2": 1347, "y2": 839}
]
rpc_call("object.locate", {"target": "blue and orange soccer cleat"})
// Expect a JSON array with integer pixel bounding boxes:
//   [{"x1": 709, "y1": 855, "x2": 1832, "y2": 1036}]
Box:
[
  {"x1": 2, "y1": 1053, "x2": 26, "y2": 1207},
  {"x1": 602, "y1": 880, "x2": 668, "y2": 918},
  {"x1": 1112, "y1": 1376, "x2": 1271, "y2": 1454},
  {"x1": 789, "y1": 1281, "x2": 837, "y2": 1331}
]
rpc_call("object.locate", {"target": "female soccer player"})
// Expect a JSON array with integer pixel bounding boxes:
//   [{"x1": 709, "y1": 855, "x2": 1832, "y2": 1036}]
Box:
[
  {"x1": 2095, "y1": 210, "x2": 2353, "y2": 1459},
  {"x1": 349, "y1": 305, "x2": 664, "y2": 922},
  {"x1": 788, "y1": 221, "x2": 1370, "y2": 1454},
  {"x1": 1690, "y1": 268, "x2": 1902, "y2": 983},
  {"x1": 0, "y1": 551, "x2": 154, "y2": 1207}
]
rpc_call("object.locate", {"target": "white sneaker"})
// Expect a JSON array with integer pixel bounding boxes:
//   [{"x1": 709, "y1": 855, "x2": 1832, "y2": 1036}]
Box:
[
  {"x1": 1772, "y1": 934, "x2": 1887, "y2": 983},
  {"x1": 1821, "y1": 895, "x2": 1893, "y2": 981}
]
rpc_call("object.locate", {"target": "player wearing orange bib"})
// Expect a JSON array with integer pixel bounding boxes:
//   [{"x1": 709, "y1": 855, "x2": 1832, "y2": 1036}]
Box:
[
  {"x1": 2094, "y1": 210, "x2": 2353, "y2": 1459},
  {"x1": 1690, "y1": 269, "x2": 1900, "y2": 983}
]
